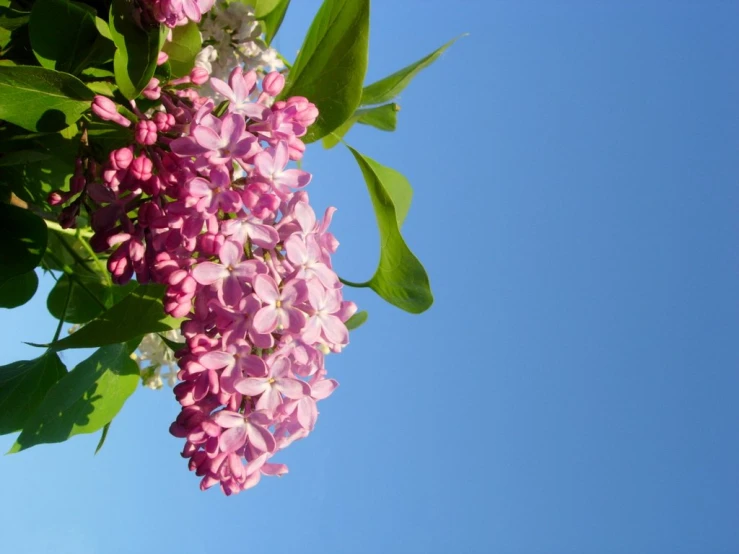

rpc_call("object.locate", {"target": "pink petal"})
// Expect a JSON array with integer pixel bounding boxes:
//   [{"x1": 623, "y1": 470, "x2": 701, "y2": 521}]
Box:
[
  {"x1": 276, "y1": 378, "x2": 310, "y2": 399},
  {"x1": 253, "y1": 274, "x2": 279, "y2": 304},
  {"x1": 311, "y1": 378, "x2": 339, "y2": 400},
  {"x1": 322, "y1": 314, "x2": 349, "y2": 345},
  {"x1": 235, "y1": 377, "x2": 269, "y2": 396},
  {"x1": 219, "y1": 425, "x2": 247, "y2": 453},
  {"x1": 247, "y1": 423, "x2": 276, "y2": 453},
  {"x1": 274, "y1": 141, "x2": 289, "y2": 170},
  {"x1": 193, "y1": 125, "x2": 224, "y2": 151},
  {"x1": 170, "y1": 136, "x2": 205, "y2": 157},
  {"x1": 192, "y1": 262, "x2": 228, "y2": 285},
  {"x1": 247, "y1": 222, "x2": 279, "y2": 249},
  {"x1": 253, "y1": 151, "x2": 275, "y2": 178},
  {"x1": 212, "y1": 410, "x2": 245, "y2": 428},
  {"x1": 302, "y1": 316, "x2": 322, "y2": 344},
  {"x1": 230, "y1": 67, "x2": 247, "y2": 102},
  {"x1": 200, "y1": 351, "x2": 234, "y2": 371},
  {"x1": 276, "y1": 169, "x2": 311, "y2": 189},
  {"x1": 253, "y1": 306, "x2": 278, "y2": 334},
  {"x1": 261, "y1": 462, "x2": 288, "y2": 476},
  {"x1": 219, "y1": 240, "x2": 242, "y2": 267},
  {"x1": 209, "y1": 78, "x2": 235, "y2": 102},
  {"x1": 285, "y1": 235, "x2": 308, "y2": 265},
  {"x1": 256, "y1": 386, "x2": 282, "y2": 412},
  {"x1": 296, "y1": 397, "x2": 317, "y2": 430}
]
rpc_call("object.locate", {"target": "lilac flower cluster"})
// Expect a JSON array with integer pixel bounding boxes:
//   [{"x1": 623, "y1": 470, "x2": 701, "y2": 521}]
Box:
[
  {"x1": 146, "y1": 0, "x2": 216, "y2": 27},
  {"x1": 59, "y1": 66, "x2": 355, "y2": 494}
]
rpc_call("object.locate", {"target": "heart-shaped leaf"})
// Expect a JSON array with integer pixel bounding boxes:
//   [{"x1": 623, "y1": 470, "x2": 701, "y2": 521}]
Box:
[{"x1": 345, "y1": 147, "x2": 433, "y2": 314}]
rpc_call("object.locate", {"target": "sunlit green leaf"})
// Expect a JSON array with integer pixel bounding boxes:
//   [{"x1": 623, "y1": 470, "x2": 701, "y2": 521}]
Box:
[
  {"x1": 49, "y1": 283, "x2": 181, "y2": 350},
  {"x1": 282, "y1": 0, "x2": 369, "y2": 143},
  {"x1": 345, "y1": 310, "x2": 368, "y2": 331},
  {"x1": 162, "y1": 20, "x2": 201, "y2": 78},
  {"x1": 9, "y1": 342, "x2": 139, "y2": 452},
  {"x1": 344, "y1": 147, "x2": 433, "y2": 314},
  {"x1": 109, "y1": 0, "x2": 165, "y2": 100},
  {"x1": 361, "y1": 36, "x2": 460, "y2": 106},
  {"x1": 0, "y1": 65, "x2": 94, "y2": 132}
]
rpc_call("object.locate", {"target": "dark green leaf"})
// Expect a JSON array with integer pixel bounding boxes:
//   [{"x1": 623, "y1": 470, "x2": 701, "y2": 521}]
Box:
[
  {"x1": 361, "y1": 36, "x2": 460, "y2": 106},
  {"x1": 0, "y1": 352, "x2": 66, "y2": 435},
  {"x1": 260, "y1": 0, "x2": 290, "y2": 45},
  {"x1": 86, "y1": 119, "x2": 134, "y2": 155},
  {"x1": 95, "y1": 421, "x2": 110, "y2": 454},
  {"x1": 0, "y1": 65, "x2": 94, "y2": 132},
  {"x1": 109, "y1": 0, "x2": 165, "y2": 100},
  {"x1": 29, "y1": 0, "x2": 98, "y2": 75},
  {"x1": 0, "y1": 149, "x2": 52, "y2": 166},
  {"x1": 345, "y1": 147, "x2": 433, "y2": 314},
  {"x1": 49, "y1": 283, "x2": 181, "y2": 350},
  {"x1": 0, "y1": 7, "x2": 28, "y2": 32},
  {"x1": 345, "y1": 310, "x2": 368, "y2": 331},
  {"x1": 0, "y1": 202, "x2": 47, "y2": 284},
  {"x1": 162, "y1": 20, "x2": 201, "y2": 78},
  {"x1": 9, "y1": 342, "x2": 139, "y2": 452},
  {"x1": 282, "y1": 0, "x2": 369, "y2": 143},
  {"x1": 158, "y1": 333, "x2": 184, "y2": 353},
  {"x1": 0, "y1": 129, "x2": 80, "y2": 210},
  {"x1": 0, "y1": 269, "x2": 38, "y2": 308}
]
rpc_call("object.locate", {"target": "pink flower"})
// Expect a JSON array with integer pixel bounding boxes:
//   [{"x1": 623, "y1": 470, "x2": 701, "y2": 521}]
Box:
[
  {"x1": 235, "y1": 357, "x2": 310, "y2": 413},
  {"x1": 254, "y1": 141, "x2": 311, "y2": 197},
  {"x1": 212, "y1": 410, "x2": 275, "y2": 454},
  {"x1": 303, "y1": 280, "x2": 349, "y2": 347},
  {"x1": 184, "y1": 165, "x2": 242, "y2": 214},
  {"x1": 252, "y1": 274, "x2": 307, "y2": 334},
  {"x1": 192, "y1": 240, "x2": 267, "y2": 305},
  {"x1": 210, "y1": 67, "x2": 268, "y2": 120}
]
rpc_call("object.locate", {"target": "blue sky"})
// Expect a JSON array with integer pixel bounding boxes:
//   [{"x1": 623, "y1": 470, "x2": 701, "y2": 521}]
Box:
[{"x1": 2, "y1": 1, "x2": 739, "y2": 552}]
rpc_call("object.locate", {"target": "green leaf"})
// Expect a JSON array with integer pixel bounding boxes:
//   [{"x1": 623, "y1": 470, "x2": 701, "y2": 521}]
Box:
[
  {"x1": 345, "y1": 310, "x2": 368, "y2": 331},
  {"x1": 94, "y1": 16, "x2": 112, "y2": 40},
  {"x1": 345, "y1": 147, "x2": 433, "y2": 314},
  {"x1": 95, "y1": 421, "x2": 110, "y2": 454},
  {"x1": 0, "y1": 202, "x2": 47, "y2": 284},
  {"x1": 43, "y1": 225, "x2": 94, "y2": 272},
  {"x1": 0, "y1": 129, "x2": 80, "y2": 210},
  {"x1": 0, "y1": 269, "x2": 38, "y2": 308},
  {"x1": 282, "y1": 0, "x2": 369, "y2": 143},
  {"x1": 361, "y1": 36, "x2": 460, "y2": 106},
  {"x1": 0, "y1": 352, "x2": 66, "y2": 435},
  {"x1": 260, "y1": 0, "x2": 290, "y2": 45},
  {"x1": 251, "y1": 0, "x2": 283, "y2": 17},
  {"x1": 0, "y1": 148, "x2": 52, "y2": 166},
  {"x1": 162, "y1": 20, "x2": 201, "y2": 78},
  {"x1": 47, "y1": 271, "x2": 137, "y2": 324},
  {"x1": 357, "y1": 103, "x2": 399, "y2": 131},
  {"x1": 0, "y1": 7, "x2": 28, "y2": 32},
  {"x1": 9, "y1": 342, "x2": 139, "y2": 452},
  {"x1": 49, "y1": 283, "x2": 181, "y2": 350},
  {"x1": 109, "y1": 0, "x2": 165, "y2": 100},
  {"x1": 29, "y1": 0, "x2": 98, "y2": 75},
  {"x1": 322, "y1": 103, "x2": 399, "y2": 149},
  {"x1": 86, "y1": 119, "x2": 135, "y2": 155},
  {"x1": 0, "y1": 65, "x2": 94, "y2": 132}
]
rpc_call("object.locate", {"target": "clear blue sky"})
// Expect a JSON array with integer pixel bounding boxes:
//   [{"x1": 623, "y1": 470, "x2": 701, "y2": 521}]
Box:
[{"x1": 2, "y1": 1, "x2": 738, "y2": 552}]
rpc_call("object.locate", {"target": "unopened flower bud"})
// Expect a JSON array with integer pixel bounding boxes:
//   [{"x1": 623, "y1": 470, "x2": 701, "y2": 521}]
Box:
[
  {"x1": 91, "y1": 96, "x2": 131, "y2": 127},
  {"x1": 262, "y1": 71, "x2": 285, "y2": 97}
]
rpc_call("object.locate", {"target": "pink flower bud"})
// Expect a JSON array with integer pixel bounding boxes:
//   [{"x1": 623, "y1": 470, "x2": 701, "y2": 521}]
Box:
[
  {"x1": 142, "y1": 78, "x2": 161, "y2": 100},
  {"x1": 48, "y1": 191, "x2": 65, "y2": 206},
  {"x1": 131, "y1": 154, "x2": 153, "y2": 181},
  {"x1": 157, "y1": 51, "x2": 169, "y2": 65},
  {"x1": 262, "y1": 71, "x2": 285, "y2": 97},
  {"x1": 91, "y1": 96, "x2": 131, "y2": 127},
  {"x1": 135, "y1": 119, "x2": 158, "y2": 145},
  {"x1": 190, "y1": 67, "x2": 210, "y2": 85},
  {"x1": 110, "y1": 146, "x2": 134, "y2": 170},
  {"x1": 153, "y1": 111, "x2": 175, "y2": 132}
]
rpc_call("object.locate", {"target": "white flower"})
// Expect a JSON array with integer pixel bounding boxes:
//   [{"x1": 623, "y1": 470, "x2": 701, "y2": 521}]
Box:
[{"x1": 135, "y1": 330, "x2": 184, "y2": 390}]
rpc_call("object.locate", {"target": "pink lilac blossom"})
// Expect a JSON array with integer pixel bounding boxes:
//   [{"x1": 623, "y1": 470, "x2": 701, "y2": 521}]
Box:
[{"x1": 52, "y1": 69, "x2": 355, "y2": 496}]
